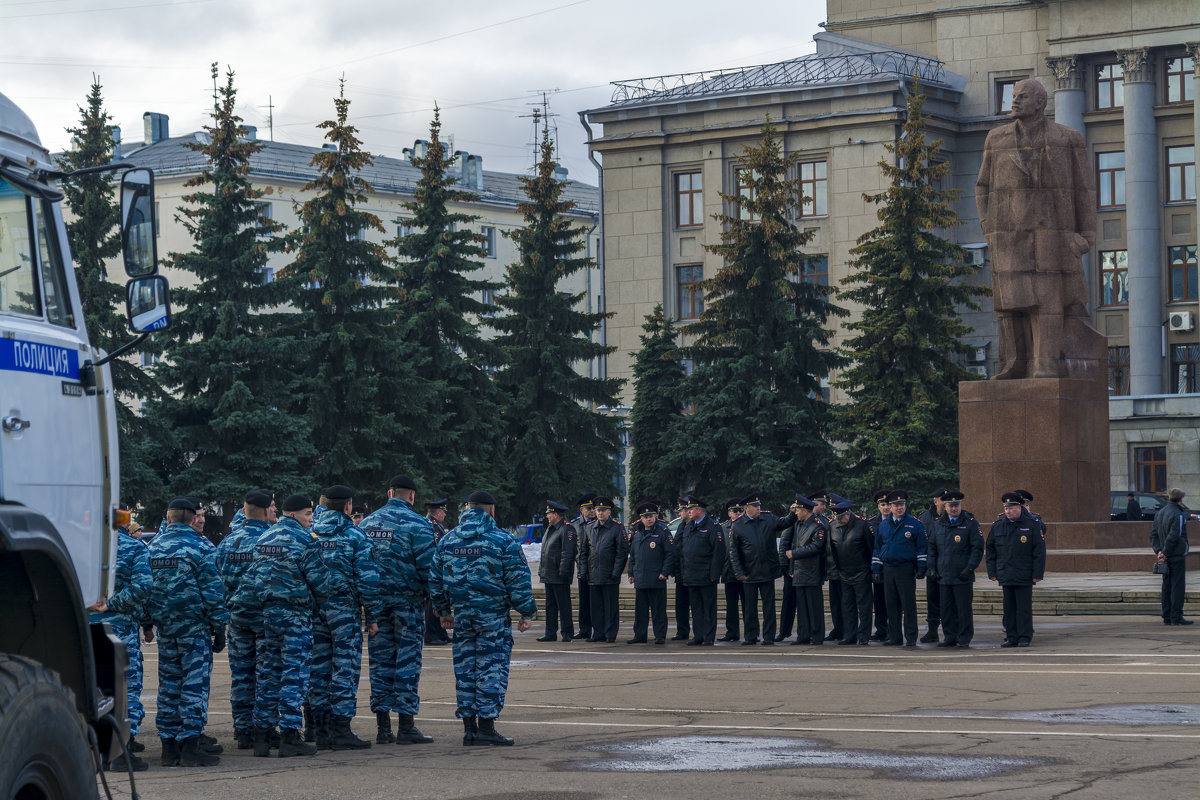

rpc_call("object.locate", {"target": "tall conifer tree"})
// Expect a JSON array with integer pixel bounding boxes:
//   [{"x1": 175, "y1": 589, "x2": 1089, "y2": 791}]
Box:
[
  {"x1": 152, "y1": 65, "x2": 312, "y2": 530},
  {"x1": 492, "y1": 122, "x2": 622, "y2": 522},
  {"x1": 281, "y1": 81, "x2": 424, "y2": 492},
  {"x1": 675, "y1": 118, "x2": 846, "y2": 507},
  {"x1": 391, "y1": 107, "x2": 502, "y2": 496},
  {"x1": 628, "y1": 304, "x2": 685, "y2": 506},
  {"x1": 834, "y1": 84, "x2": 989, "y2": 497},
  {"x1": 60, "y1": 77, "x2": 168, "y2": 511}
]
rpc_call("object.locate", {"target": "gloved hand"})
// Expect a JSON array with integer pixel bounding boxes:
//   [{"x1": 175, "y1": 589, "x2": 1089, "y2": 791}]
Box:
[
  {"x1": 212, "y1": 627, "x2": 226, "y2": 653},
  {"x1": 916, "y1": 569, "x2": 926, "y2": 581},
  {"x1": 958, "y1": 568, "x2": 973, "y2": 581},
  {"x1": 871, "y1": 572, "x2": 883, "y2": 584}
]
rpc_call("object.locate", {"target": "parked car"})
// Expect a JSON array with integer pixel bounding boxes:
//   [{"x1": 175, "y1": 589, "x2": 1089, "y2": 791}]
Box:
[{"x1": 1110, "y1": 492, "x2": 1200, "y2": 521}]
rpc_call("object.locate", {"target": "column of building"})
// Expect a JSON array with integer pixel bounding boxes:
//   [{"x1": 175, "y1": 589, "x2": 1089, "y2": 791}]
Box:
[
  {"x1": 1119, "y1": 47, "x2": 1163, "y2": 396},
  {"x1": 1190, "y1": 44, "x2": 1200, "y2": 353},
  {"x1": 1047, "y1": 56, "x2": 1085, "y2": 134}
]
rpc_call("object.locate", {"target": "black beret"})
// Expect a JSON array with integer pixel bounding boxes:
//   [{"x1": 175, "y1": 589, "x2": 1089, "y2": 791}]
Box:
[
  {"x1": 576, "y1": 492, "x2": 598, "y2": 507},
  {"x1": 592, "y1": 496, "x2": 614, "y2": 510},
  {"x1": 281, "y1": 494, "x2": 312, "y2": 512},
  {"x1": 390, "y1": 474, "x2": 417, "y2": 491},
  {"x1": 243, "y1": 490, "x2": 272, "y2": 509},
  {"x1": 323, "y1": 484, "x2": 354, "y2": 502},
  {"x1": 792, "y1": 494, "x2": 817, "y2": 510},
  {"x1": 872, "y1": 489, "x2": 890, "y2": 503},
  {"x1": 425, "y1": 498, "x2": 448, "y2": 509},
  {"x1": 1014, "y1": 489, "x2": 1034, "y2": 502},
  {"x1": 885, "y1": 490, "x2": 908, "y2": 503},
  {"x1": 468, "y1": 490, "x2": 497, "y2": 506},
  {"x1": 545, "y1": 499, "x2": 568, "y2": 514},
  {"x1": 1002, "y1": 491, "x2": 1025, "y2": 506},
  {"x1": 635, "y1": 501, "x2": 659, "y2": 516},
  {"x1": 167, "y1": 496, "x2": 197, "y2": 511},
  {"x1": 941, "y1": 490, "x2": 965, "y2": 503}
]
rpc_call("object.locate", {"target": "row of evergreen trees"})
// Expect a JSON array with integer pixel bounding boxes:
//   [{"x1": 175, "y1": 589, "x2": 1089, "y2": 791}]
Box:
[
  {"x1": 62, "y1": 67, "x2": 621, "y2": 530},
  {"x1": 628, "y1": 88, "x2": 988, "y2": 512}
]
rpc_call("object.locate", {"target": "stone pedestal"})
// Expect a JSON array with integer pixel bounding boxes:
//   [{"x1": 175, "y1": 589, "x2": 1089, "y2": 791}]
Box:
[{"x1": 959, "y1": 378, "x2": 1109, "y2": 523}]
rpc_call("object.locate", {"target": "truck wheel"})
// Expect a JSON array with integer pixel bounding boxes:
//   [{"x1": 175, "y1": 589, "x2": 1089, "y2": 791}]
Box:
[{"x1": 0, "y1": 654, "x2": 97, "y2": 800}]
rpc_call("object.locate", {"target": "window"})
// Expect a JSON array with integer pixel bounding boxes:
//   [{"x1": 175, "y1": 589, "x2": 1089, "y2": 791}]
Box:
[
  {"x1": 1099, "y1": 249, "x2": 1128, "y2": 306},
  {"x1": 31, "y1": 198, "x2": 73, "y2": 328},
  {"x1": 798, "y1": 160, "x2": 827, "y2": 217},
  {"x1": 482, "y1": 225, "x2": 496, "y2": 258},
  {"x1": 735, "y1": 168, "x2": 759, "y2": 221},
  {"x1": 1097, "y1": 152, "x2": 1125, "y2": 208},
  {"x1": 1169, "y1": 245, "x2": 1198, "y2": 301},
  {"x1": 1134, "y1": 446, "x2": 1167, "y2": 493},
  {"x1": 397, "y1": 220, "x2": 416, "y2": 238},
  {"x1": 1108, "y1": 345, "x2": 1130, "y2": 396},
  {"x1": 154, "y1": 201, "x2": 161, "y2": 237},
  {"x1": 996, "y1": 79, "x2": 1021, "y2": 114},
  {"x1": 677, "y1": 265, "x2": 703, "y2": 320},
  {"x1": 0, "y1": 180, "x2": 39, "y2": 317},
  {"x1": 480, "y1": 287, "x2": 498, "y2": 315},
  {"x1": 674, "y1": 171, "x2": 703, "y2": 228},
  {"x1": 1166, "y1": 56, "x2": 1194, "y2": 104},
  {"x1": 258, "y1": 266, "x2": 275, "y2": 285},
  {"x1": 253, "y1": 201, "x2": 272, "y2": 238},
  {"x1": 1167, "y1": 146, "x2": 1195, "y2": 202},
  {"x1": 680, "y1": 358, "x2": 695, "y2": 414},
  {"x1": 801, "y1": 254, "x2": 829, "y2": 285},
  {"x1": 140, "y1": 351, "x2": 159, "y2": 368},
  {"x1": 1172, "y1": 344, "x2": 1200, "y2": 393},
  {"x1": 1096, "y1": 63, "x2": 1124, "y2": 109}
]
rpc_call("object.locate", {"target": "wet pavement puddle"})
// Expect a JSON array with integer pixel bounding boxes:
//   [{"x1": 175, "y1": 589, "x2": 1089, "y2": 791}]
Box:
[
  {"x1": 916, "y1": 704, "x2": 1200, "y2": 726},
  {"x1": 575, "y1": 735, "x2": 1040, "y2": 777}
]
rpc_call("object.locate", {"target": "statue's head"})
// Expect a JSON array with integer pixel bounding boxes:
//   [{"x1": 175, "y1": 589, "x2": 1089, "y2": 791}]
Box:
[{"x1": 1011, "y1": 79, "x2": 1048, "y2": 120}]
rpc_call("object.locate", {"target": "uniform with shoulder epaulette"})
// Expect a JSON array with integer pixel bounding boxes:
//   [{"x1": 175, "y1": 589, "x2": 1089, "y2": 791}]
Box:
[
  {"x1": 718, "y1": 498, "x2": 744, "y2": 642},
  {"x1": 664, "y1": 497, "x2": 725, "y2": 645},
  {"x1": 625, "y1": 507, "x2": 671, "y2": 644},
  {"x1": 827, "y1": 501, "x2": 874, "y2": 645},
  {"x1": 778, "y1": 495, "x2": 828, "y2": 645},
  {"x1": 927, "y1": 491, "x2": 984, "y2": 648},
  {"x1": 537, "y1": 500, "x2": 577, "y2": 642}
]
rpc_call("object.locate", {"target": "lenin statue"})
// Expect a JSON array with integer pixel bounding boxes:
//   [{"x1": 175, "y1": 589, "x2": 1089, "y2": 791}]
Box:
[{"x1": 975, "y1": 79, "x2": 1105, "y2": 380}]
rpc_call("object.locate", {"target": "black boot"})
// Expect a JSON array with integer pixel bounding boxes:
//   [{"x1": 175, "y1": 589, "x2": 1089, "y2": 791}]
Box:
[
  {"x1": 161, "y1": 737, "x2": 181, "y2": 767},
  {"x1": 462, "y1": 715, "x2": 478, "y2": 746},
  {"x1": 128, "y1": 735, "x2": 146, "y2": 753},
  {"x1": 268, "y1": 727, "x2": 281, "y2": 749},
  {"x1": 395, "y1": 713, "x2": 433, "y2": 744},
  {"x1": 252, "y1": 727, "x2": 271, "y2": 758},
  {"x1": 472, "y1": 716, "x2": 513, "y2": 746},
  {"x1": 375, "y1": 710, "x2": 394, "y2": 744},
  {"x1": 235, "y1": 729, "x2": 254, "y2": 750},
  {"x1": 197, "y1": 733, "x2": 223, "y2": 754},
  {"x1": 328, "y1": 715, "x2": 372, "y2": 750},
  {"x1": 179, "y1": 735, "x2": 221, "y2": 766},
  {"x1": 315, "y1": 712, "x2": 333, "y2": 751},
  {"x1": 108, "y1": 749, "x2": 148, "y2": 772},
  {"x1": 304, "y1": 703, "x2": 317, "y2": 742},
  {"x1": 278, "y1": 728, "x2": 317, "y2": 758}
]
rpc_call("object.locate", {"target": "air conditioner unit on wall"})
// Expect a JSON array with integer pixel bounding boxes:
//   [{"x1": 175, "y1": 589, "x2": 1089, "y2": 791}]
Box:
[
  {"x1": 1168, "y1": 311, "x2": 1194, "y2": 332},
  {"x1": 968, "y1": 365, "x2": 988, "y2": 377}
]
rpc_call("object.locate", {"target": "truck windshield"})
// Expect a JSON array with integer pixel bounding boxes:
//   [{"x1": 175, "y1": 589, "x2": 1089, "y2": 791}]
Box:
[{"x1": 0, "y1": 176, "x2": 74, "y2": 327}]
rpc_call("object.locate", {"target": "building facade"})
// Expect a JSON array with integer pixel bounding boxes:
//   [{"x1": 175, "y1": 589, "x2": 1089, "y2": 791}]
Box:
[{"x1": 583, "y1": 0, "x2": 1200, "y2": 498}]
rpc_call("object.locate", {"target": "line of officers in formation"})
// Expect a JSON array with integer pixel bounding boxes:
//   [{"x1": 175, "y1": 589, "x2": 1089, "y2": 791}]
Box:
[
  {"x1": 538, "y1": 488, "x2": 1046, "y2": 655},
  {"x1": 89, "y1": 476, "x2": 537, "y2": 774}
]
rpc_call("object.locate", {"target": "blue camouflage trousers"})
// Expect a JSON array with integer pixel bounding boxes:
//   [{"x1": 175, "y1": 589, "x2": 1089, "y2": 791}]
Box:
[
  {"x1": 111, "y1": 620, "x2": 144, "y2": 736},
  {"x1": 368, "y1": 604, "x2": 425, "y2": 714},
  {"x1": 227, "y1": 622, "x2": 264, "y2": 733},
  {"x1": 309, "y1": 603, "x2": 364, "y2": 718},
  {"x1": 451, "y1": 616, "x2": 514, "y2": 719},
  {"x1": 254, "y1": 607, "x2": 313, "y2": 732},
  {"x1": 156, "y1": 629, "x2": 212, "y2": 741}
]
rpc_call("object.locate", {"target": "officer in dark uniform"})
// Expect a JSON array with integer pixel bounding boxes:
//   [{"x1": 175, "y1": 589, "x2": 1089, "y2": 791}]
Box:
[
  {"x1": 866, "y1": 489, "x2": 890, "y2": 641},
  {"x1": 423, "y1": 499, "x2": 452, "y2": 646},
  {"x1": 917, "y1": 489, "x2": 948, "y2": 643},
  {"x1": 718, "y1": 499, "x2": 744, "y2": 642},
  {"x1": 828, "y1": 498, "x2": 874, "y2": 645},
  {"x1": 626, "y1": 501, "x2": 671, "y2": 644},
  {"x1": 730, "y1": 490, "x2": 787, "y2": 645},
  {"x1": 870, "y1": 490, "x2": 927, "y2": 647},
  {"x1": 927, "y1": 490, "x2": 984, "y2": 647},
  {"x1": 986, "y1": 492, "x2": 1046, "y2": 647},
  {"x1": 778, "y1": 494, "x2": 828, "y2": 645},
  {"x1": 670, "y1": 497, "x2": 692, "y2": 640},
  {"x1": 537, "y1": 499, "x2": 576, "y2": 642},
  {"x1": 572, "y1": 493, "x2": 597, "y2": 640},
  {"x1": 664, "y1": 496, "x2": 725, "y2": 645},
  {"x1": 811, "y1": 489, "x2": 845, "y2": 642},
  {"x1": 578, "y1": 496, "x2": 628, "y2": 642}
]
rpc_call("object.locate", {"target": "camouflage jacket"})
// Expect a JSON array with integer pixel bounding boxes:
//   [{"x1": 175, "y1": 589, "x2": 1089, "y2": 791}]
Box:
[
  {"x1": 312, "y1": 507, "x2": 383, "y2": 621},
  {"x1": 251, "y1": 516, "x2": 337, "y2": 612},
  {"x1": 91, "y1": 529, "x2": 152, "y2": 626},
  {"x1": 215, "y1": 517, "x2": 270, "y2": 626},
  {"x1": 429, "y1": 508, "x2": 537, "y2": 622},
  {"x1": 147, "y1": 522, "x2": 228, "y2": 637},
  {"x1": 360, "y1": 497, "x2": 435, "y2": 608}
]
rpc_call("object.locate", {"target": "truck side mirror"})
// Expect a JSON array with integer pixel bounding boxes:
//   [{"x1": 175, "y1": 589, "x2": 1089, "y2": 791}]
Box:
[
  {"x1": 120, "y1": 168, "x2": 158, "y2": 278},
  {"x1": 126, "y1": 275, "x2": 171, "y2": 332}
]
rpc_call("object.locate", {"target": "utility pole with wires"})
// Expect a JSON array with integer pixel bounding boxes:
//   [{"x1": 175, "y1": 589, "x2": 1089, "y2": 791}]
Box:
[
  {"x1": 258, "y1": 95, "x2": 274, "y2": 141},
  {"x1": 521, "y1": 89, "x2": 559, "y2": 167}
]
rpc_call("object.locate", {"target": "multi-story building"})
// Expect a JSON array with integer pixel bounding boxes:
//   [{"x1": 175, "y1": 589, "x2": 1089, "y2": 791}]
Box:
[{"x1": 582, "y1": 0, "x2": 1200, "y2": 498}]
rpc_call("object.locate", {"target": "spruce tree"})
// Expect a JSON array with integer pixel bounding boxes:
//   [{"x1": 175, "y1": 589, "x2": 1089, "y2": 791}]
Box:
[
  {"x1": 281, "y1": 81, "x2": 425, "y2": 492},
  {"x1": 628, "y1": 304, "x2": 685, "y2": 506},
  {"x1": 151, "y1": 65, "x2": 313, "y2": 531},
  {"x1": 59, "y1": 77, "x2": 167, "y2": 511},
  {"x1": 834, "y1": 84, "x2": 989, "y2": 498},
  {"x1": 675, "y1": 117, "x2": 846, "y2": 508},
  {"x1": 492, "y1": 122, "x2": 623, "y2": 523},
  {"x1": 391, "y1": 107, "x2": 502, "y2": 497}
]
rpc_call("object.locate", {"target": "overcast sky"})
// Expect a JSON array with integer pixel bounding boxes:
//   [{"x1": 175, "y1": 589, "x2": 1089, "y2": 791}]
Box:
[{"x1": 3, "y1": 0, "x2": 827, "y2": 183}]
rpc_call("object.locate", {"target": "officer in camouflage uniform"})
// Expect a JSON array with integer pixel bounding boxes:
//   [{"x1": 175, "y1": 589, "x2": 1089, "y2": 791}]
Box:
[
  {"x1": 90, "y1": 515, "x2": 153, "y2": 771},
  {"x1": 423, "y1": 499, "x2": 452, "y2": 646},
  {"x1": 429, "y1": 490, "x2": 536, "y2": 746},
  {"x1": 361, "y1": 474, "x2": 437, "y2": 744},
  {"x1": 309, "y1": 485, "x2": 383, "y2": 750},
  {"x1": 250, "y1": 494, "x2": 336, "y2": 757},
  {"x1": 147, "y1": 497, "x2": 227, "y2": 767},
  {"x1": 214, "y1": 489, "x2": 273, "y2": 750}
]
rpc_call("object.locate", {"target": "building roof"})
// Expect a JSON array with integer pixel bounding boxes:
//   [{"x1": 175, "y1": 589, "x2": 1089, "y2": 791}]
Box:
[{"x1": 117, "y1": 134, "x2": 599, "y2": 216}]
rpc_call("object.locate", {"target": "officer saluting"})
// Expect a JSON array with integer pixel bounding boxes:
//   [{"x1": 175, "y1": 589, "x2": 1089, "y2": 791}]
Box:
[
  {"x1": 626, "y1": 500, "x2": 672, "y2": 644},
  {"x1": 986, "y1": 491, "x2": 1046, "y2": 647}
]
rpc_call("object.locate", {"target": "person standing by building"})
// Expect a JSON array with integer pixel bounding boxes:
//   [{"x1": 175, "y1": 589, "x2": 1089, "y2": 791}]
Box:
[
  {"x1": 778, "y1": 495, "x2": 827, "y2": 645},
  {"x1": 718, "y1": 498, "x2": 745, "y2": 642},
  {"x1": 429, "y1": 490, "x2": 536, "y2": 746},
  {"x1": 927, "y1": 491, "x2": 984, "y2": 648},
  {"x1": 360, "y1": 474, "x2": 437, "y2": 744},
  {"x1": 665, "y1": 496, "x2": 725, "y2": 646},
  {"x1": 828, "y1": 498, "x2": 874, "y2": 646},
  {"x1": 917, "y1": 489, "x2": 948, "y2": 643},
  {"x1": 1151, "y1": 488, "x2": 1191, "y2": 626},
  {"x1": 871, "y1": 490, "x2": 927, "y2": 647},
  {"x1": 537, "y1": 499, "x2": 577, "y2": 642},
  {"x1": 572, "y1": 493, "x2": 598, "y2": 640},
  {"x1": 578, "y1": 496, "x2": 628, "y2": 642},
  {"x1": 423, "y1": 499, "x2": 452, "y2": 646},
  {"x1": 1126, "y1": 492, "x2": 1143, "y2": 522},
  {"x1": 986, "y1": 492, "x2": 1046, "y2": 647},
  {"x1": 730, "y1": 490, "x2": 785, "y2": 646},
  {"x1": 626, "y1": 501, "x2": 671, "y2": 644}
]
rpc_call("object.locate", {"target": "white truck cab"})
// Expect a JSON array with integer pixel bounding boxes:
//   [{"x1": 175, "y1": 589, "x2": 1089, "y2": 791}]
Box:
[{"x1": 0, "y1": 89, "x2": 170, "y2": 799}]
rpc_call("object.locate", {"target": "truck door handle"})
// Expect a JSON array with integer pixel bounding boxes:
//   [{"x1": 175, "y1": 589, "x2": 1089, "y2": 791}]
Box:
[{"x1": 2, "y1": 416, "x2": 31, "y2": 433}]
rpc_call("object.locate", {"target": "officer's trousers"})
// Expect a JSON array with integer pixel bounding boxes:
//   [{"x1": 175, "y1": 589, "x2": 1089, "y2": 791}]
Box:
[
  {"x1": 632, "y1": 587, "x2": 667, "y2": 641},
  {"x1": 368, "y1": 604, "x2": 425, "y2": 714},
  {"x1": 872, "y1": 580, "x2": 888, "y2": 636},
  {"x1": 589, "y1": 583, "x2": 620, "y2": 641},
  {"x1": 111, "y1": 620, "x2": 144, "y2": 736},
  {"x1": 227, "y1": 621, "x2": 263, "y2": 733},
  {"x1": 673, "y1": 577, "x2": 690, "y2": 637},
  {"x1": 255, "y1": 607, "x2": 312, "y2": 732},
  {"x1": 794, "y1": 584, "x2": 824, "y2": 643},
  {"x1": 577, "y1": 577, "x2": 592, "y2": 637},
  {"x1": 840, "y1": 580, "x2": 873, "y2": 642},
  {"x1": 543, "y1": 583, "x2": 574, "y2": 639},
  {"x1": 451, "y1": 616, "x2": 513, "y2": 719},
  {"x1": 686, "y1": 584, "x2": 718, "y2": 644},
  {"x1": 882, "y1": 565, "x2": 917, "y2": 644},
  {"x1": 827, "y1": 579, "x2": 844, "y2": 638},
  {"x1": 777, "y1": 573, "x2": 795, "y2": 637},
  {"x1": 310, "y1": 603, "x2": 364, "y2": 718},
  {"x1": 1161, "y1": 557, "x2": 1187, "y2": 623},
  {"x1": 157, "y1": 629, "x2": 212, "y2": 741},
  {"x1": 742, "y1": 580, "x2": 776, "y2": 643},
  {"x1": 939, "y1": 582, "x2": 974, "y2": 644},
  {"x1": 925, "y1": 576, "x2": 942, "y2": 631},
  {"x1": 722, "y1": 580, "x2": 743, "y2": 638},
  {"x1": 1000, "y1": 584, "x2": 1033, "y2": 644}
]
